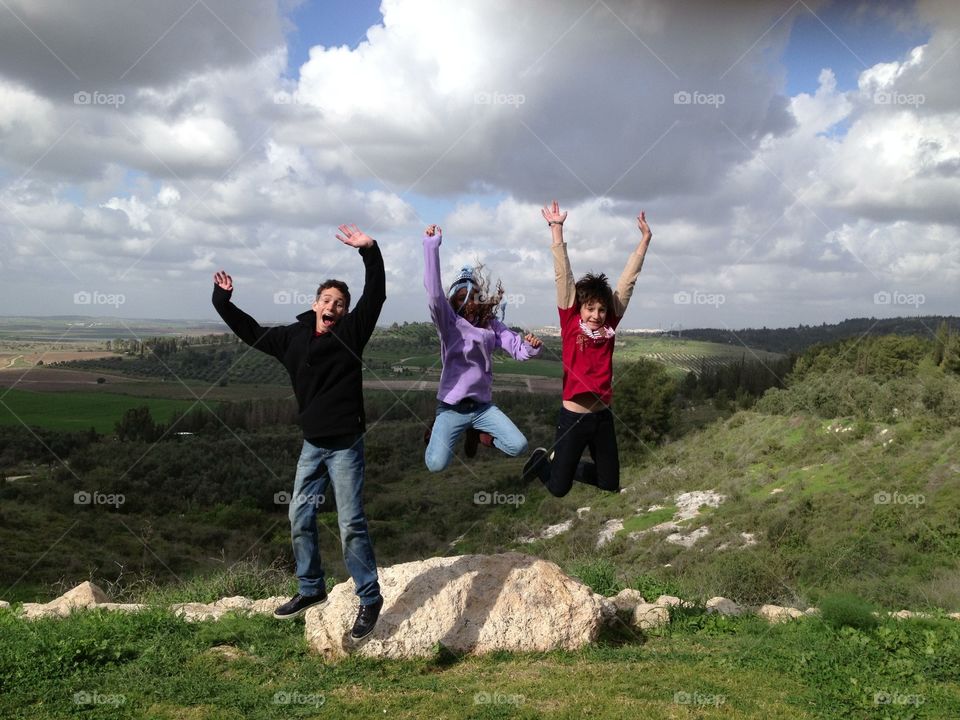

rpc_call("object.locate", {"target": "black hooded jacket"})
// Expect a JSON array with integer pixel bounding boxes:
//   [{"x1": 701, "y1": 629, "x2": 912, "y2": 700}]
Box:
[{"x1": 211, "y1": 242, "x2": 386, "y2": 439}]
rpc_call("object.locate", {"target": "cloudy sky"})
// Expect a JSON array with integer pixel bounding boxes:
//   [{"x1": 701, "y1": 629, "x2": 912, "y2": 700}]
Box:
[{"x1": 0, "y1": 0, "x2": 957, "y2": 330}]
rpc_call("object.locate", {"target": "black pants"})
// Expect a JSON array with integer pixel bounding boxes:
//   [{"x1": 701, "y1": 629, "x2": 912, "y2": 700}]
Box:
[{"x1": 544, "y1": 407, "x2": 620, "y2": 497}]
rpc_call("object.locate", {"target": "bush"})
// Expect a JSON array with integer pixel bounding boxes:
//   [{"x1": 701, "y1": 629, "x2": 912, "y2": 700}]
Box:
[
  {"x1": 614, "y1": 359, "x2": 678, "y2": 448},
  {"x1": 570, "y1": 558, "x2": 622, "y2": 596},
  {"x1": 818, "y1": 592, "x2": 879, "y2": 631}
]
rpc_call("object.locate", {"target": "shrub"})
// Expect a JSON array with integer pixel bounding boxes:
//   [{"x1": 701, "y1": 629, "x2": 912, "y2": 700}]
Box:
[{"x1": 818, "y1": 592, "x2": 879, "y2": 631}]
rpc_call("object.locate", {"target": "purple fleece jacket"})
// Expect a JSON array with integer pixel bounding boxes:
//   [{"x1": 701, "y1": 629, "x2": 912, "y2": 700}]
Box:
[{"x1": 423, "y1": 233, "x2": 540, "y2": 404}]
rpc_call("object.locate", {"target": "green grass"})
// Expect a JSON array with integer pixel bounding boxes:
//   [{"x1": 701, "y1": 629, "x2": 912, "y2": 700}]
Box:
[
  {"x1": 621, "y1": 506, "x2": 677, "y2": 534},
  {"x1": 0, "y1": 388, "x2": 198, "y2": 433},
  {"x1": 1, "y1": 604, "x2": 957, "y2": 718}
]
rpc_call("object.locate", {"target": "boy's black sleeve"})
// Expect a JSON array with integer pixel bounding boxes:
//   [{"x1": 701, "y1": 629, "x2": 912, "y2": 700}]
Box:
[
  {"x1": 211, "y1": 285, "x2": 288, "y2": 361},
  {"x1": 348, "y1": 241, "x2": 387, "y2": 348}
]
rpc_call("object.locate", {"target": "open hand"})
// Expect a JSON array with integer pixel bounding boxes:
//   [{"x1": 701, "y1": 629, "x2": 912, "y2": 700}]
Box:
[
  {"x1": 213, "y1": 270, "x2": 233, "y2": 291},
  {"x1": 637, "y1": 211, "x2": 652, "y2": 243},
  {"x1": 541, "y1": 200, "x2": 567, "y2": 226},
  {"x1": 524, "y1": 332, "x2": 542, "y2": 349},
  {"x1": 336, "y1": 224, "x2": 374, "y2": 248}
]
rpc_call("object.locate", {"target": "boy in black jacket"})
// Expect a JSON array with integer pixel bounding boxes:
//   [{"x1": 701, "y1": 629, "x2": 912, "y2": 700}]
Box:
[{"x1": 211, "y1": 224, "x2": 385, "y2": 639}]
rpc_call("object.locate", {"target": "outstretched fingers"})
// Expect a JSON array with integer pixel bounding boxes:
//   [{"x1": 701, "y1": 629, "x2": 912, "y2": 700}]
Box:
[
  {"x1": 213, "y1": 270, "x2": 233, "y2": 290},
  {"x1": 637, "y1": 210, "x2": 652, "y2": 241}
]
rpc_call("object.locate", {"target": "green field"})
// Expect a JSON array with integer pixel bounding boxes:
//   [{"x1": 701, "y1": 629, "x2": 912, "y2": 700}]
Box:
[
  {"x1": 372, "y1": 351, "x2": 564, "y2": 379},
  {"x1": 0, "y1": 389, "x2": 200, "y2": 433}
]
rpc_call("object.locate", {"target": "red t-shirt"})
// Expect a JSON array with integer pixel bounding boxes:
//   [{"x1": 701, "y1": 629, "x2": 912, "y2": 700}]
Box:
[{"x1": 559, "y1": 305, "x2": 621, "y2": 405}]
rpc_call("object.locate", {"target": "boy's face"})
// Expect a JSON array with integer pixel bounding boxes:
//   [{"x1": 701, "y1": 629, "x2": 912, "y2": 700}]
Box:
[
  {"x1": 313, "y1": 287, "x2": 347, "y2": 333},
  {"x1": 579, "y1": 300, "x2": 607, "y2": 331}
]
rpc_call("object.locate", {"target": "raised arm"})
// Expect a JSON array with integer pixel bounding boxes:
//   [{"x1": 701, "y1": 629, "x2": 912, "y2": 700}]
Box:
[
  {"x1": 490, "y1": 320, "x2": 542, "y2": 361},
  {"x1": 422, "y1": 225, "x2": 458, "y2": 326},
  {"x1": 611, "y1": 211, "x2": 653, "y2": 318},
  {"x1": 543, "y1": 201, "x2": 576, "y2": 309},
  {"x1": 333, "y1": 224, "x2": 386, "y2": 348},
  {"x1": 211, "y1": 271, "x2": 288, "y2": 360}
]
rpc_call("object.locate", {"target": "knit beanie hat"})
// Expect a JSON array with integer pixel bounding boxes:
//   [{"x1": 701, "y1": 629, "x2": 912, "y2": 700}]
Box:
[{"x1": 447, "y1": 266, "x2": 478, "y2": 315}]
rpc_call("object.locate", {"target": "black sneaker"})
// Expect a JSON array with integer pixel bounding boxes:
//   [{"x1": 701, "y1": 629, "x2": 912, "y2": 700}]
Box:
[
  {"x1": 464, "y1": 428, "x2": 480, "y2": 458},
  {"x1": 272, "y1": 590, "x2": 327, "y2": 620},
  {"x1": 522, "y1": 447, "x2": 550, "y2": 483},
  {"x1": 350, "y1": 597, "x2": 384, "y2": 640}
]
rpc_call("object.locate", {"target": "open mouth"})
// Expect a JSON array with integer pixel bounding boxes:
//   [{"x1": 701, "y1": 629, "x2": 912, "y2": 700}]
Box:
[{"x1": 321, "y1": 313, "x2": 337, "y2": 327}]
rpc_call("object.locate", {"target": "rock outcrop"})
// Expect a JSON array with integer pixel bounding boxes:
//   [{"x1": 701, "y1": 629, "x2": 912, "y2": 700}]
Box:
[{"x1": 304, "y1": 553, "x2": 609, "y2": 661}]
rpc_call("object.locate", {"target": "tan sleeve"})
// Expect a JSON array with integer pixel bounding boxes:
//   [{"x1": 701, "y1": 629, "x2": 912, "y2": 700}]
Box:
[
  {"x1": 551, "y1": 243, "x2": 577, "y2": 309},
  {"x1": 612, "y1": 249, "x2": 646, "y2": 317}
]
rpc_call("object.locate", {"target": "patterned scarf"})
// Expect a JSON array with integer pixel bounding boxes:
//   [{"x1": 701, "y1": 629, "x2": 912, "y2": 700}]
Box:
[{"x1": 577, "y1": 320, "x2": 615, "y2": 350}]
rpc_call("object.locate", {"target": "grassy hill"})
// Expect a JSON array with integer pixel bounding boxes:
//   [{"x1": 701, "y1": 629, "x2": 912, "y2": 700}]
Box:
[{"x1": 3, "y1": 330, "x2": 960, "y2": 717}]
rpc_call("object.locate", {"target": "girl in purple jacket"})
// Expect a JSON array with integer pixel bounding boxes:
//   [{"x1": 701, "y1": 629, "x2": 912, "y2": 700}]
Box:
[{"x1": 422, "y1": 224, "x2": 542, "y2": 471}]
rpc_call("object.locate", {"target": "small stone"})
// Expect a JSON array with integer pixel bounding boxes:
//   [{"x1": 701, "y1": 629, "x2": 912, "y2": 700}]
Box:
[
  {"x1": 611, "y1": 589, "x2": 646, "y2": 612},
  {"x1": 631, "y1": 603, "x2": 670, "y2": 629},
  {"x1": 655, "y1": 595, "x2": 683, "y2": 607},
  {"x1": 172, "y1": 603, "x2": 228, "y2": 622},
  {"x1": 705, "y1": 597, "x2": 744, "y2": 616},
  {"x1": 758, "y1": 604, "x2": 804, "y2": 623}
]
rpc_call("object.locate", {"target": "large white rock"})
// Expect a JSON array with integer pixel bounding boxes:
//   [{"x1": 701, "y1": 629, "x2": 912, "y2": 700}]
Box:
[
  {"x1": 20, "y1": 581, "x2": 110, "y2": 620},
  {"x1": 304, "y1": 553, "x2": 609, "y2": 660},
  {"x1": 0, "y1": 600, "x2": 9, "y2": 611}
]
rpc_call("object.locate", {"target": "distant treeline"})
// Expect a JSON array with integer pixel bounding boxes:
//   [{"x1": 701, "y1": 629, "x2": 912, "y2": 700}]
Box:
[{"x1": 673, "y1": 315, "x2": 960, "y2": 355}]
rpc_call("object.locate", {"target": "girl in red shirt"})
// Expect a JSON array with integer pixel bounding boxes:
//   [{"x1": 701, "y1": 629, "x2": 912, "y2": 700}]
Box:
[{"x1": 523, "y1": 201, "x2": 653, "y2": 496}]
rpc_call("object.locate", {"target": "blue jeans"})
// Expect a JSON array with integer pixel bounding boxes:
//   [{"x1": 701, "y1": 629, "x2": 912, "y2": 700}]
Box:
[
  {"x1": 425, "y1": 399, "x2": 528, "y2": 472},
  {"x1": 289, "y1": 434, "x2": 381, "y2": 605}
]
